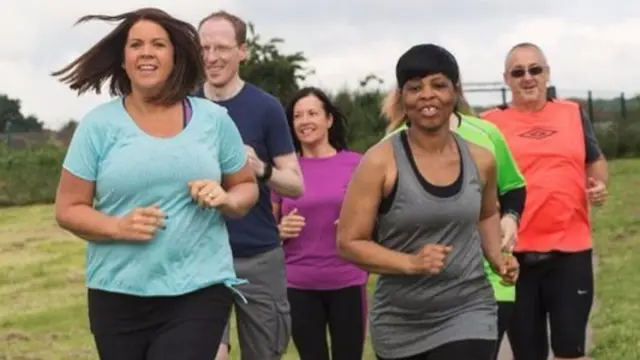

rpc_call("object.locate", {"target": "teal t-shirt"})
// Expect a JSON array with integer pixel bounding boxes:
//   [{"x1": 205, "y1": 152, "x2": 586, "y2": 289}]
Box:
[
  {"x1": 383, "y1": 114, "x2": 525, "y2": 302},
  {"x1": 63, "y1": 96, "x2": 248, "y2": 296}
]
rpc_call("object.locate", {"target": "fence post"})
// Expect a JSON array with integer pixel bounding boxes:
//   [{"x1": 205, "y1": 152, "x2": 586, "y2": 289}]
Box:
[
  {"x1": 546, "y1": 86, "x2": 557, "y2": 99},
  {"x1": 620, "y1": 92, "x2": 627, "y2": 120},
  {"x1": 500, "y1": 87, "x2": 507, "y2": 106},
  {"x1": 3, "y1": 119, "x2": 11, "y2": 148},
  {"x1": 587, "y1": 90, "x2": 594, "y2": 122}
]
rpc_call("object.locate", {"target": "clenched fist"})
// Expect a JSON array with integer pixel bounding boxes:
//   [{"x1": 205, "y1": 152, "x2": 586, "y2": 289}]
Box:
[
  {"x1": 278, "y1": 208, "x2": 306, "y2": 240},
  {"x1": 114, "y1": 204, "x2": 166, "y2": 242},
  {"x1": 587, "y1": 177, "x2": 607, "y2": 206},
  {"x1": 189, "y1": 180, "x2": 230, "y2": 209},
  {"x1": 408, "y1": 244, "x2": 453, "y2": 275},
  {"x1": 499, "y1": 254, "x2": 520, "y2": 286}
]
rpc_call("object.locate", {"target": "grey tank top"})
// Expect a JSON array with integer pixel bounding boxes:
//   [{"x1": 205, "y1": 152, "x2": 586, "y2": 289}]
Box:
[{"x1": 371, "y1": 132, "x2": 497, "y2": 358}]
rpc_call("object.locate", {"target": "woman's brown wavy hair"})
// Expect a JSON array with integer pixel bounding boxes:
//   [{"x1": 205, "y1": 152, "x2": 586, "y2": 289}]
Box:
[{"x1": 51, "y1": 7, "x2": 205, "y2": 105}]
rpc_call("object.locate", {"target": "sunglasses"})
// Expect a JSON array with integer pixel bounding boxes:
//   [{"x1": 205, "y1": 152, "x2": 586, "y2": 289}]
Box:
[{"x1": 510, "y1": 66, "x2": 544, "y2": 78}]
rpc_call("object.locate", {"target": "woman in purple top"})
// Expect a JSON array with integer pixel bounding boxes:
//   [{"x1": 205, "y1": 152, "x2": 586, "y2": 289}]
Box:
[{"x1": 272, "y1": 87, "x2": 368, "y2": 360}]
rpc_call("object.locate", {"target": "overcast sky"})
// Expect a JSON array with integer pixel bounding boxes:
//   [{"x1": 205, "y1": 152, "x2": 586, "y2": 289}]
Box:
[{"x1": 2, "y1": 0, "x2": 639, "y2": 129}]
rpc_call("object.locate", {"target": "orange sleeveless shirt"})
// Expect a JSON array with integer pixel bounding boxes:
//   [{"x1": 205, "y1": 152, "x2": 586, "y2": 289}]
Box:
[{"x1": 481, "y1": 100, "x2": 591, "y2": 253}]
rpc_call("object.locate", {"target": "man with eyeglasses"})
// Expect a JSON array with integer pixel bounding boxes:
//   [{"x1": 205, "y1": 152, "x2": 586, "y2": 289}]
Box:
[
  {"x1": 481, "y1": 42, "x2": 608, "y2": 360},
  {"x1": 196, "y1": 10, "x2": 304, "y2": 360}
]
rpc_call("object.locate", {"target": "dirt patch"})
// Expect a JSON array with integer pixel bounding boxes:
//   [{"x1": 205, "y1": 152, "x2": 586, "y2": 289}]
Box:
[{"x1": 3, "y1": 331, "x2": 31, "y2": 342}]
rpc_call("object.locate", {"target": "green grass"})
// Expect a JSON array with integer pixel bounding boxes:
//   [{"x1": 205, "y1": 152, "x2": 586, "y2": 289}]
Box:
[
  {"x1": 1, "y1": 159, "x2": 639, "y2": 359},
  {"x1": 589, "y1": 159, "x2": 640, "y2": 359}
]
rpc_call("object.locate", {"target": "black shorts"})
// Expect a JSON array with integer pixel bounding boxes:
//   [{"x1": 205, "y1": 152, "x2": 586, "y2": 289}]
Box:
[
  {"x1": 509, "y1": 249, "x2": 594, "y2": 360},
  {"x1": 376, "y1": 339, "x2": 496, "y2": 360},
  {"x1": 88, "y1": 284, "x2": 232, "y2": 360}
]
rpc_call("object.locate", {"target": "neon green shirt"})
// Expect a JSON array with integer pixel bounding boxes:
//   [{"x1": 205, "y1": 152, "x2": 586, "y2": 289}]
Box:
[{"x1": 382, "y1": 114, "x2": 525, "y2": 302}]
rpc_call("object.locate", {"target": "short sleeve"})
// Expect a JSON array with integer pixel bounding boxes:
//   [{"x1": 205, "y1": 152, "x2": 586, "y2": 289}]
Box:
[
  {"x1": 217, "y1": 108, "x2": 248, "y2": 174},
  {"x1": 579, "y1": 107, "x2": 603, "y2": 164},
  {"x1": 264, "y1": 100, "x2": 295, "y2": 159},
  {"x1": 62, "y1": 114, "x2": 103, "y2": 181}
]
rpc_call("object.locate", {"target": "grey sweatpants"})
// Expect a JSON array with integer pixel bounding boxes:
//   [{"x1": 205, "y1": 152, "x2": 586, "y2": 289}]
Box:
[{"x1": 221, "y1": 247, "x2": 291, "y2": 360}]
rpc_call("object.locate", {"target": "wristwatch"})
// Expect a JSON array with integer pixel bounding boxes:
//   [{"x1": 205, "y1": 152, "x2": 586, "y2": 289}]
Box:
[{"x1": 258, "y1": 162, "x2": 273, "y2": 182}]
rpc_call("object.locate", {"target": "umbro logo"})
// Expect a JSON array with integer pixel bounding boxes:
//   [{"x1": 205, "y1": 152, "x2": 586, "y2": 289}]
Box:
[{"x1": 518, "y1": 127, "x2": 557, "y2": 140}]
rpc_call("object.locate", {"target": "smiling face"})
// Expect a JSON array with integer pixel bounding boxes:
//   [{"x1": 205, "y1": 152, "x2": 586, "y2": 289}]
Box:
[
  {"x1": 198, "y1": 17, "x2": 247, "y2": 87},
  {"x1": 292, "y1": 94, "x2": 333, "y2": 148},
  {"x1": 504, "y1": 45, "x2": 550, "y2": 106},
  {"x1": 123, "y1": 19, "x2": 174, "y2": 95},
  {"x1": 401, "y1": 73, "x2": 457, "y2": 133}
]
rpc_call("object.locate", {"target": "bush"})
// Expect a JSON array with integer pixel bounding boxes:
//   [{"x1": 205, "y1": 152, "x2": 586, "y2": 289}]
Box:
[
  {"x1": 594, "y1": 120, "x2": 640, "y2": 159},
  {"x1": 0, "y1": 143, "x2": 65, "y2": 207}
]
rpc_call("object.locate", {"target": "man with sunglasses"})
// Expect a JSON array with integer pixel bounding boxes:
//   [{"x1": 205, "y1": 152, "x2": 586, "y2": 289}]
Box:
[{"x1": 481, "y1": 42, "x2": 608, "y2": 360}]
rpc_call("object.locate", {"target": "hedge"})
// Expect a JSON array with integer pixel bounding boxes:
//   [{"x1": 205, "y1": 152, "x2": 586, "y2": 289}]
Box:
[{"x1": 1, "y1": 123, "x2": 638, "y2": 207}]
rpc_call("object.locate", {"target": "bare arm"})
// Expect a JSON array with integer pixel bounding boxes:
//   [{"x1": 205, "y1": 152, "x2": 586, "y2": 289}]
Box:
[
  {"x1": 475, "y1": 148, "x2": 504, "y2": 269},
  {"x1": 220, "y1": 162, "x2": 259, "y2": 218},
  {"x1": 336, "y1": 144, "x2": 415, "y2": 275},
  {"x1": 261, "y1": 99, "x2": 304, "y2": 198},
  {"x1": 267, "y1": 153, "x2": 304, "y2": 198},
  {"x1": 55, "y1": 170, "x2": 118, "y2": 242},
  {"x1": 587, "y1": 156, "x2": 608, "y2": 185}
]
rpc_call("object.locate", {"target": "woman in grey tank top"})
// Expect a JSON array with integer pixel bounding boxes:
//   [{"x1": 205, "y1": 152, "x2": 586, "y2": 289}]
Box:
[{"x1": 336, "y1": 44, "x2": 520, "y2": 360}]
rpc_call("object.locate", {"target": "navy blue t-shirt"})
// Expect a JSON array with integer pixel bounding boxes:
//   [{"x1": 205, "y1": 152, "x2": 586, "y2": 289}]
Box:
[{"x1": 196, "y1": 83, "x2": 296, "y2": 257}]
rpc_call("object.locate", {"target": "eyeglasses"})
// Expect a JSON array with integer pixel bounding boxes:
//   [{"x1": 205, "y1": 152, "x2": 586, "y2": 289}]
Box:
[{"x1": 509, "y1": 66, "x2": 544, "y2": 78}]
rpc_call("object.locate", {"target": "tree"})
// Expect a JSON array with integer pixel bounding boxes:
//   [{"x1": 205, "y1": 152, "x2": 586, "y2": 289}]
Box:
[
  {"x1": 0, "y1": 94, "x2": 43, "y2": 133},
  {"x1": 58, "y1": 119, "x2": 78, "y2": 134},
  {"x1": 240, "y1": 23, "x2": 313, "y2": 105},
  {"x1": 335, "y1": 74, "x2": 387, "y2": 152}
]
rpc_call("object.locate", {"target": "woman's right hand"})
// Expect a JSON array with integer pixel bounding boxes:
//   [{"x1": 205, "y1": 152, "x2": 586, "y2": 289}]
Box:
[
  {"x1": 408, "y1": 244, "x2": 453, "y2": 275},
  {"x1": 113, "y1": 205, "x2": 166, "y2": 241},
  {"x1": 278, "y1": 208, "x2": 306, "y2": 240}
]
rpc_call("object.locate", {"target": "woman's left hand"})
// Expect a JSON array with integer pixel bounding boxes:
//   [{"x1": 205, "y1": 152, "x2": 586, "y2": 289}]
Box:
[{"x1": 189, "y1": 180, "x2": 230, "y2": 209}]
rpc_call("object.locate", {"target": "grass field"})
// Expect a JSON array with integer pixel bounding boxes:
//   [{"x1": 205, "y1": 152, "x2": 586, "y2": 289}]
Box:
[{"x1": 1, "y1": 159, "x2": 639, "y2": 360}]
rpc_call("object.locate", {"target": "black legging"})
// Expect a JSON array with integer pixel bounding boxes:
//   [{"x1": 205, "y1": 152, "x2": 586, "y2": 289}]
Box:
[
  {"x1": 288, "y1": 285, "x2": 366, "y2": 360},
  {"x1": 494, "y1": 301, "x2": 515, "y2": 360}
]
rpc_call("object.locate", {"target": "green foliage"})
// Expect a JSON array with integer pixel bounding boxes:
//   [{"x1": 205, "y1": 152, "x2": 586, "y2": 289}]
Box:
[
  {"x1": 240, "y1": 23, "x2": 314, "y2": 105},
  {"x1": 0, "y1": 142, "x2": 65, "y2": 207},
  {"x1": 0, "y1": 94, "x2": 44, "y2": 133},
  {"x1": 577, "y1": 95, "x2": 640, "y2": 158},
  {"x1": 334, "y1": 75, "x2": 388, "y2": 153}
]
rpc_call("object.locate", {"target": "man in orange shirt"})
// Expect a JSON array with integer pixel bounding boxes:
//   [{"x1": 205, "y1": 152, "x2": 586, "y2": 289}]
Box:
[{"x1": 481, "y1": 43, "x2": 608, "y2": 360}]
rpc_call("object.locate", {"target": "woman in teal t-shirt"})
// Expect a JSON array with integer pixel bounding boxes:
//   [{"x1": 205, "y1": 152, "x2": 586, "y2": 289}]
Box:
[
  {"x1": 52, "y1": 8, "x2": 259, "y2": 360},
  {"x1": 381, "y1": 89, "x2": 526, "y2": 357}
]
